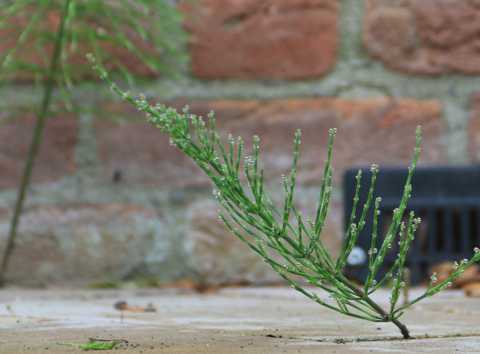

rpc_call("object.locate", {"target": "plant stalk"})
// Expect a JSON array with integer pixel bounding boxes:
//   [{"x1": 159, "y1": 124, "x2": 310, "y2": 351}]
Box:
[
  {"x1": 391, "y1": 317, "x2": 410, "y2": 339},
  {"x1": 343, "y1": 278, "x2": 412, "y2": 339},
  {"x1": 0, "y1": 0, "x2": 72, "y2": 287},
  {"x1": 345, "y1": 279, "x2": 411, "y2": 339}
]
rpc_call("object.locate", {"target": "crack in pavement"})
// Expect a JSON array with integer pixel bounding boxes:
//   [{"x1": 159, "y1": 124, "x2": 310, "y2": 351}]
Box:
[{"x1": 263, "y1": 331, "x2": 480, "y2": 344}]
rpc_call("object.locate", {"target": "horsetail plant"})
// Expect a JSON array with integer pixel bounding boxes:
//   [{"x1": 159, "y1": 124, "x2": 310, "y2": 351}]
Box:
[{"x1": 91, "y1": 57, "x2": 480, "y2": 339}]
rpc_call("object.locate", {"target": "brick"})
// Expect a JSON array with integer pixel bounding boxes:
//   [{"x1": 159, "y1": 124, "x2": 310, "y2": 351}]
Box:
[
  {"x1": 95, "y1": 116, "x2": 208, "y2": 188},
  {"x1": 96, "y1": 97, "x2": 446, "y2": 189},
  {"x1": 183, "y1": 197, "x2": 344, "y2": 285},
  {"x1": 95, "y1": 100, "x2": 267, "y2": 189},
  {"x1": 0, "y1": 204, "x2": 170, "y2": 286},
  {"x1": 179, "y1": 0, "x2": 338, "y2": 80},
  {"x1": 364, "y1": 0, "x2": 480, "y2": 75},
  {"x1": 0, "y1": 113, "x2": 77, "y2": 189},
  {"x1": 184, "y1": 199, "x2": 278, "y2": 285}
]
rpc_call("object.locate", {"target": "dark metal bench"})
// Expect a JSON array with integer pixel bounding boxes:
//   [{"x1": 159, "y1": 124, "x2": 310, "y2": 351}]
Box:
[{"x1": 343, "y1": 166, "x2": 480, "y2": 284}]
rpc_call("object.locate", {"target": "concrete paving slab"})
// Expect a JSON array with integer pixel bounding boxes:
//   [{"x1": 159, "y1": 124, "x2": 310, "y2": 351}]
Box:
[{"x1": 0, "y1": 287, "x2": 479, "y2": 353}]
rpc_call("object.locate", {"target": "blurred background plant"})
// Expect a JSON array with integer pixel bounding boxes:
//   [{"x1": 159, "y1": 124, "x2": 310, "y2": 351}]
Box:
[
  {"x1": 0, "y1": 0, "x2": 187, "y2": 285},
  {"x1": 0, "y1": 0, "x2": 187, "y2": 87}
]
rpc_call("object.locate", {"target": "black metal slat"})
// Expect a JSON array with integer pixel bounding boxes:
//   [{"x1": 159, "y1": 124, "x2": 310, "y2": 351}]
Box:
[
  {"x1": 427, "y1": 209, "x2": 437, "y2": 256},
  {"x1": 443, "y1": 209, "x2": 453, "y2": 256},
  {"x1": 472, "y1": 209, "x2": 480, "y2": 250},
  {"x1": 382, "y1": 208, "x2": 396, "y2": 263}
]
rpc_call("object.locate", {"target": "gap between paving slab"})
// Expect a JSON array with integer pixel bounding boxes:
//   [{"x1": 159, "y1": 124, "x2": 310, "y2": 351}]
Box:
[{"x1": 273, "y1": 331, "x2": 480, "y2": 344}]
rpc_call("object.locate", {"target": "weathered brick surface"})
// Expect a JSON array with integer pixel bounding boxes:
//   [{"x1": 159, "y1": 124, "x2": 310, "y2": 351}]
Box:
[
  {"x1": 96, "y1": 98, "x2": 446, "y2": 189},
  {"x1": 0, "y1": 114, "x2": 77, "y2": 189},
  {"x1": 184, "y1": 199, "x2": 278, "y2": 285},
  {"x1": 0, "y1": 204, "x2": 170, "y2": 286},
  {"x1": 184, "y1": 196, "x2": 343, "y2": 285},
  {"x1": 469, "y1": 93, "x2": 480, "y2": 161},
  {"x1": 95, "y1": 117, "x2": 207, "y2": 188},
  {"x1": 180, "y1": 0, "x2": 338, "y2": 80},
  {"x1": 364, "y1": 0, "x2": 480, "y2": 75}
]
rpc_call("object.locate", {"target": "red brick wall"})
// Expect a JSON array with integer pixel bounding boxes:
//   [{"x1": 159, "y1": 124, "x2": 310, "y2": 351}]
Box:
[{"x1": 0, "y1": 0, "x2": 478, "y2": 285}]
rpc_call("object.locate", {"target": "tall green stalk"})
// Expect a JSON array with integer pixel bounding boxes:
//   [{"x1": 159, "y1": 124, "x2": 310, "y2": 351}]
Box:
[{"x1": 0, "y1": 0, "x2": 72, "y2": 286}]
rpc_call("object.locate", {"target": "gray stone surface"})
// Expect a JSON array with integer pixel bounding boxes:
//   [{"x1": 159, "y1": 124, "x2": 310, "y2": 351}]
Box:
[
  {"x1": 0, "y1": 204, "x2": 171, "y2": 286},
  {"x1": 0, "y1": 287, "x2": 479, "y2": 353}
]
